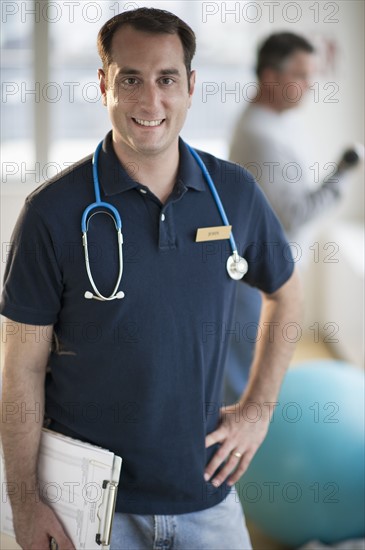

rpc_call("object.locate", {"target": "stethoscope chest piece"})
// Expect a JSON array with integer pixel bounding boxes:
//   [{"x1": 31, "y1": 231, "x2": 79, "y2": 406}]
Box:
[{"x1": 226, "y1": 252, "x2": 248, "y2": 280}]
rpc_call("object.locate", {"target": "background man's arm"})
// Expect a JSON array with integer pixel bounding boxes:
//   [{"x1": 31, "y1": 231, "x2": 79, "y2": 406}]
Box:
[
  {"x1": 1, "y1": 320, "x2": 74, "y2": 550},
  {"x1": 205, "y1": 268, "x2": 303, "y2": 486},
  {"x1": 231, "y1": 136, "x2": 352, "y2": 237}
]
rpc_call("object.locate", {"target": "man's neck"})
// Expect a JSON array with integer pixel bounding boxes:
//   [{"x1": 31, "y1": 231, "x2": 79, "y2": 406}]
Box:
[
  {"x1": 113, "y1": 139, "x2": 180, "y2": 204},
  {"x1": 253, "y1": 88, "x2": 283, "y2": 113}
]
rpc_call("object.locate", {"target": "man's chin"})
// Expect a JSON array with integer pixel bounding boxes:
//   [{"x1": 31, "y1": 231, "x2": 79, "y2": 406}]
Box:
[{"x1": 131, "y1": 140, "x2": 172, "y2": 157}]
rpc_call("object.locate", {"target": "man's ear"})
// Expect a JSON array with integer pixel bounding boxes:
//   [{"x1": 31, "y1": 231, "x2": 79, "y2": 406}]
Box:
[
  {"x1": 98, "y1": 69, "x2": 107, "y2": 106},
  {"x1": 260, "y1": 67, "x2": 278, "y2": 83},
  {"x1": 188, "y1": 70, "x2": 196, "y2": 107}
]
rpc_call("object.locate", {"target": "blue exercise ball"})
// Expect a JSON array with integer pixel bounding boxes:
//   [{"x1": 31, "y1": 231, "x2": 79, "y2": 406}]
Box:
[{"x1": 236, "y1": 360, "x2": 365, "y2": 547}]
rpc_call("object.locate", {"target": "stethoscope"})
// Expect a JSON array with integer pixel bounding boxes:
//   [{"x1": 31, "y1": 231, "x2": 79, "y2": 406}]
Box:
[{"x1": 82, "y1": 141, "x2": 248, "y2": 301}]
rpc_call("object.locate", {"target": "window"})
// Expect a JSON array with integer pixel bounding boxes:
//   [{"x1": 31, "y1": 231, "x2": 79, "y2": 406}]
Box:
[
  {"x1": 1, "y1": 0, "x2": 255, "y2": 186},
  {"x1": 1, "y1": 4, "x2": 34, "y2": 182}
]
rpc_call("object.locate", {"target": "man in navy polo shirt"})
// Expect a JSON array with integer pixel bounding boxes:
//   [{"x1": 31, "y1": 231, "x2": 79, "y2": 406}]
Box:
[{"x1": 0, "y1": 8, "x2": 302, "y2": 550}]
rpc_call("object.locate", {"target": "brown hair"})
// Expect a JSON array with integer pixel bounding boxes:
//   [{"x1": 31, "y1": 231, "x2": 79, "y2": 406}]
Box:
[
  {"x1": 256, "y1": 32, "x2": 315, "y2": 79},
  {"x1": 97, "y1": 8, "x2": 196, "y2": 87}
]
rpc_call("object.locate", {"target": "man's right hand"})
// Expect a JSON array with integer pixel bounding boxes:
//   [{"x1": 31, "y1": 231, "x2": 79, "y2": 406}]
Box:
[{"x1": 13, "y1": 501, "x2": 75, "y2": 550}]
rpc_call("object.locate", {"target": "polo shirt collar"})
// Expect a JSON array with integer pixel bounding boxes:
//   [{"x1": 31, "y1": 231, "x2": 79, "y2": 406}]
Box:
[
  {"x1": 98, "y1": 132, "x2": 138, "y2": 196},
  {"x1": 177, "y1": 138, "x2": 206, "y2": 192},
  {"x1": 97, "y1": 131, "x2": 206, "y2": 197}
]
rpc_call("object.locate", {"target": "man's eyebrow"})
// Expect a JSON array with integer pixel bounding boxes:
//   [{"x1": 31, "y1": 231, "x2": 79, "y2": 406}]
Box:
[
  {"x1": 116, "y1": 67, "x2": 181, "y2": 77},
  {"x1": 160, "y1": 68, "x2": 181, "y2": 76},
  {"x1": 117, "y1": 67, "x2": 142, "y2": 76}
]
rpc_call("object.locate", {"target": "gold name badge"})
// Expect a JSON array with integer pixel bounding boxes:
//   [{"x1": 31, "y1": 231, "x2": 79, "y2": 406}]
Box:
[{"x1": 195, "y1": 225, "x2": 232, "y2": 242}]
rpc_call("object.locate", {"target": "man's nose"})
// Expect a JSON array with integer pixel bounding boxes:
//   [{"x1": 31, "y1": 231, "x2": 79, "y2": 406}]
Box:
[
  {"x1": 139, "y1": 82, "x2": 160, "y2": 110},
  {"x1": 302, "y1": 78, "x2": 312, "y2": 91}
]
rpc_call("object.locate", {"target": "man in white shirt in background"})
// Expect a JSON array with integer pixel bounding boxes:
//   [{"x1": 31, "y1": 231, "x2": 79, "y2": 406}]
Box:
[{"x1": 225, "y1": 32, "x2": 358, "y2": 404}]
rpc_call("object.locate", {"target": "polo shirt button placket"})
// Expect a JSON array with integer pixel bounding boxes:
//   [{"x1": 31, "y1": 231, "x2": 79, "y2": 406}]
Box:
[
  {"x1": 159, "y1": 209, "x2": 171, "y2": 249},
  {"x1": 159, "y1": 202, "x2": 177, "y2": 250}
]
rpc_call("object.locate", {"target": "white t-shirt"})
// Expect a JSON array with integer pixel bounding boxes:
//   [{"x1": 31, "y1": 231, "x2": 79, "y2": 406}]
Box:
[{"x1": 229, "y1": 104, "x2": 344, "y2": 250}]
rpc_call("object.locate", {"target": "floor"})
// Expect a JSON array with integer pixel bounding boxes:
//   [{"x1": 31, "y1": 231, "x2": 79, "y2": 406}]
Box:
[{"x1": 0, "y1": 334, "x2": 338, "y2": 550}]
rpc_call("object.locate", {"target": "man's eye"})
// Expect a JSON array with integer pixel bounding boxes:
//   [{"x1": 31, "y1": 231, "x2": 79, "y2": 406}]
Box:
[
  {"x1": 122, "y1": 78, "x2": 138, "y2": 86},
  {"x1": 160, "y1": 78, "x2": 174, "y2": 86}
]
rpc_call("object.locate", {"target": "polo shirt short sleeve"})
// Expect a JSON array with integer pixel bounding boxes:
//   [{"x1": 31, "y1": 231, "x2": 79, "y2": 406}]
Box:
[{"x1": 0, "y1": 132, "x2": 294, "y2": 515}]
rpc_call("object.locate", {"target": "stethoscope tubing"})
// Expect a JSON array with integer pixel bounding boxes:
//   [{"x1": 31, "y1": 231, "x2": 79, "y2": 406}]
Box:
[
  {"x1": 82, "y1": 140, "x2": 247, "y2": 300},
  {"x1": 186, "y1": 144, "x2": 238, "y2": 255},
  {"x1": 81, "y1": 140, "x2": 124, "y2": 300},
  {"x1": 81, "y1": 141, "x2": 122, "y2": 233}
]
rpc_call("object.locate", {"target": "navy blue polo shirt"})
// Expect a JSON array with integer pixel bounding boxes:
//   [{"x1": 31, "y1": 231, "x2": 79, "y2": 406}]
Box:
[{"x1": 1, "y1": 132, "x2": 294, "y2": 514}]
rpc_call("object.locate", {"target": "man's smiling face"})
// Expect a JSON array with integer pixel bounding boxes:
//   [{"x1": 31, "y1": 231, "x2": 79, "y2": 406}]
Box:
[{"x1": 99, "y1": 25, "x2": 195, "y2": 159}]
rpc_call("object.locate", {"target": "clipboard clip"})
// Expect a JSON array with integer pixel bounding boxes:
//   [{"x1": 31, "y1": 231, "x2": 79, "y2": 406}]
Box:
[{"x1": 95, "y1": 480, "x2": 119, "y2": 547}]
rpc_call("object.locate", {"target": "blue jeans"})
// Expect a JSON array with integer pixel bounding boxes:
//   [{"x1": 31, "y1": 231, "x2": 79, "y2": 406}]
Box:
[{"x1": 110, "y1": 487, "x2": 252, "y2": 549}]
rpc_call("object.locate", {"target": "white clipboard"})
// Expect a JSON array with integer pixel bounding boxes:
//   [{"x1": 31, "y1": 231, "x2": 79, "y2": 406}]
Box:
[{"x1": 1, "y1": 428, "x2": 122, "y2": 549}]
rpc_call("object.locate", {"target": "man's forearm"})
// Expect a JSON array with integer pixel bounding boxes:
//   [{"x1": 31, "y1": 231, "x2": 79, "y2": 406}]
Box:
[
  {"x1": 1, "y1": 322, "x2": 51, "y2": 517},
  {"x1": 204, "y1": 270, "x2": 303, "y2": 487},
  {"x1": 1, "y1": 321, "x2": 74, "y2": 550},
  {"x1": 2, "y1": 364, "x2": 46, "y2": 511}
]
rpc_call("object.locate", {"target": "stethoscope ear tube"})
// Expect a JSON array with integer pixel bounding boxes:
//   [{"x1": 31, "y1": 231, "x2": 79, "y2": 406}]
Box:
[{"x1": 82, "y1": 228, "x2": 125, "y2": 301}]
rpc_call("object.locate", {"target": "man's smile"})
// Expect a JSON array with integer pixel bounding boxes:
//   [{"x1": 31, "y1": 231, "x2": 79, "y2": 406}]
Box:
[{"x1": 132, "y1": 117, "x2": 165, "y2": 127}]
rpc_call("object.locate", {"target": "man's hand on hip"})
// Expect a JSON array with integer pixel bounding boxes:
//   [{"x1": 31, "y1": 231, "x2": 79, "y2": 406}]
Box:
[{"x1": 204, "y1": 401, "x2": 271, "y2": 488}]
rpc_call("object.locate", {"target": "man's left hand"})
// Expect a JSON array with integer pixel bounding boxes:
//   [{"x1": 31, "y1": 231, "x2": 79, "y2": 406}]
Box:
[{"x1": 204, "y1": 401, "x2": 271, "y2": 487}]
